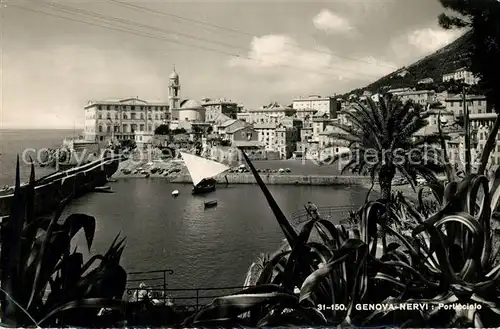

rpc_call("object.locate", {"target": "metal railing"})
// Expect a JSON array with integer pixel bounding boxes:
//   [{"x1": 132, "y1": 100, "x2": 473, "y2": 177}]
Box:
[
  {"x1": 125, "y1": 269, "x2": 251, "y2": 312},
  {"x1": 126, "y1": 285, "x2": 252, "y2": 313},
  {"x1": 291, "y1": 204, "x2": 361, "y2": 224}
]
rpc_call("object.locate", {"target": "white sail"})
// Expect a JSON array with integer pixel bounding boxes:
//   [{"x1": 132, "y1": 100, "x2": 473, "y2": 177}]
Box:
[{"x1": 180, "y1": 152, "x2": 230, "y2": 186}]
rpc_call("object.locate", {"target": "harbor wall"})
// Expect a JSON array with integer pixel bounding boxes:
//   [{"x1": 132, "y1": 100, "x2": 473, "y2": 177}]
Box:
[
  {"x1": 169, "y1": 173, "x2": 373, "y2": 186},
  {"x1": 0, "y1": 156, "x2": 121, "y2": 218}
]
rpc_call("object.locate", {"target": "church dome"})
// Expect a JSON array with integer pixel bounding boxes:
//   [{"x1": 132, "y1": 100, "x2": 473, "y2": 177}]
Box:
[
  {"x1": 169, "y1": 69, "x2": 179, "y2": 80},
  {"x1": 179, "y1": 99, "x2": 204, "y2": 110}
]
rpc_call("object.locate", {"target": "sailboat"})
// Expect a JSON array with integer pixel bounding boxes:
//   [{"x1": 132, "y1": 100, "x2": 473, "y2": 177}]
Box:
[{"x1": 180, "y1": 152, "x2": 230, "y2": 195}]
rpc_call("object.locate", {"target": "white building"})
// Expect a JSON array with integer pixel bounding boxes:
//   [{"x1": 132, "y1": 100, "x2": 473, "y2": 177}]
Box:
[
  {"x1": 246, "y1": 103, "x2": 296, "y2": 124},
  {"x1": 391, "y1": 89, "x2": 437, "y2": 106},
  {"x1": 84, "y1": 67, "x2": 182, "y2": 144},
  {"x1": 292, "y1": 95, "x2": 338, "y2": 119},
  {"x1": 83, "y1": 97, "x2": 169, "y2": 144},
  {"x1": 442, "y1": 67, "x2": 479, "y2": 85},
  {"x1": 134, "y1": 131, "x2": 154, "y2": 149},
  {"x1": 254, "y1": 123, "x2": 278, "y2": 150}
]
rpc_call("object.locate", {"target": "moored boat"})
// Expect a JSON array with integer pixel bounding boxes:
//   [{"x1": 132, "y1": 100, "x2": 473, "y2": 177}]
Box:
[
  {"x1": 204, "y1": 200, "x2": 218, "y2": 208},
  {"x1": 180, "y1": 152, "x2": 230, "y2": 195}
]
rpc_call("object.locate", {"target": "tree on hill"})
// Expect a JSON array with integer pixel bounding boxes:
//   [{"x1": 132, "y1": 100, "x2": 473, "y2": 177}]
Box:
[
  {"x1": 329, "y1": 95, "x2": 445, "y2": 201},
  {"x1": 437, "y1": 0, "x2": 500, "y2": 174},
  {"x1": 154, "y1": 124, "x2": 170, "y2": 135}
]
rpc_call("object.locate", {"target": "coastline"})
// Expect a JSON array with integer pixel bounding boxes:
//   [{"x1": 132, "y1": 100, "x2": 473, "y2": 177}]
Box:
[
  {"x1": 112, "y1": 158, "x2": 375, "y2": 186},
  {"x1": 112, "y1": 172, "x2": 374, "y2": 186}
]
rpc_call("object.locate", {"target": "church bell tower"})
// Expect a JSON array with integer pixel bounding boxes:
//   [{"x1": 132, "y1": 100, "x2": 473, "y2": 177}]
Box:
[{"x1": 168, "y1": 66, "x2": 180, "y2": 111}]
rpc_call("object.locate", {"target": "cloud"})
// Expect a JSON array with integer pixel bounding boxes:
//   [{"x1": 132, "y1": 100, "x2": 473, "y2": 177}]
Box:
[
  {"x1": 229, "y1": 34, "x2": 395, "y2": 97},
  {"x1": 407, "y1": 27, "x2": 463, "y2": 52},
  {"x1": 312, "y1": 9, "x2": 356, "y2": 35},
  {"x1": 391, "y1": 27, "x2": 463, "y2": 61}
]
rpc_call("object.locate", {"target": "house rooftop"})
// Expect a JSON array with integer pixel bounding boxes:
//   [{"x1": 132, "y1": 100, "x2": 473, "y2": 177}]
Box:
[
  {"x1": 84, "y1": 97, "x2": 168, "y2": 109},
  {"x1": 219, "y1": 119, "x2": 238, "y2": 128},
  {"x1": 226, "y1": 126, "x2": 248, "y2": 134}
]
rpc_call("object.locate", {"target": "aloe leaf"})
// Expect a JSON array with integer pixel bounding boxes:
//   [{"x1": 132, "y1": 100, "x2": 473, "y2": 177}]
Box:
[
  {"x1": 63, "y1": 214, "x2": 96, "y2": 251},
  {"x1": 299, "y1": 239, "x2": 365, "y2": 303},
  {"x1": 238, "y1": 147, "x2": 297, "y2": 246},
  {"x1": 191, "y1": 292, "x2": 299, "y2": 324},
  {"x1": 37, "y1": 298, "x2": 124, "y2": 325}
]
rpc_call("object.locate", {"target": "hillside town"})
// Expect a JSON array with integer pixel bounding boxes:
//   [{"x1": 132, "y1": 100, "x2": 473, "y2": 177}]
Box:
[{"x1": 74, "y1": 66, "x2": 493, "y2": 173}]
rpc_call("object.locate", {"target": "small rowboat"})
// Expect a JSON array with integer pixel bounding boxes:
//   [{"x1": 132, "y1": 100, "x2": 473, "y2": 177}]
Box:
[
  {"x1": 172, "y1": 190, "x2": 179, "y2": 197},
  {"x1": 204, "y1": 200, "x2": 218, "y2": 208}
]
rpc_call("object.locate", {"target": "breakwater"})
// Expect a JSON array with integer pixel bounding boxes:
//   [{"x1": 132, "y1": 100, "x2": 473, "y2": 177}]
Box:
[
  {"x1": 0, "y1": 156, "x2": 121, "y2": 218},
  {"x1": 169, "y1": 173, "x2": 373, "y2": 186}
]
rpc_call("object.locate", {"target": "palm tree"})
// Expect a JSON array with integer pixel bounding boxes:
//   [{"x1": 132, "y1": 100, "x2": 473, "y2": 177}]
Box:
[{"x1": 329, "y1": 94, "x2": 445, "y2": 201}]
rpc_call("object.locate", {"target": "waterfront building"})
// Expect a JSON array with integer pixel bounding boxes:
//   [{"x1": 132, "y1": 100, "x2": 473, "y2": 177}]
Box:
[
  {"x1": 254, "y1": 123, "x2": 277, "y2": 150},
  {"x1": 225, "y1": 126, "x2": 260, "y2": 149},
  {"x1": 201, "y1": 98, "x2": 238, "y2": 123},
  {"x1": 215, "y1": 119, "x2": 250, "y2": 138},
  {"x1": 318, "y1": 124, "x2": 350, "y2": 161},
  {"x1": 246, "y1": 103, "x2": 296, "y2": 124},
  {"x1": 311, "y1": 117, "x2": 333, "y2": 142},
  {"x1": 442, "y1": 67, "x2": 479, "y2": 85},
  {"x1": 171, "y1": 99, "x2": 206, "y2": 122},
  {"x1": 275, "y1": 124, "x2": 300, "y2": 159},
  {"x1": 292, "y1": 95, "x2": 339, "y2": 120},
  {"x1": 134, "y1": 131, "x2": 154, "y2": 149},
  {"x1": 83, "y1": 97, "x2": 169, "y2": 144}
]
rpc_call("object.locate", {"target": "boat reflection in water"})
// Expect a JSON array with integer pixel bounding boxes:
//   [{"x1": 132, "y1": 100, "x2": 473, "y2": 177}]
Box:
[{"x1": 180, "y1": 152, "x2": 230, "y2": 195}]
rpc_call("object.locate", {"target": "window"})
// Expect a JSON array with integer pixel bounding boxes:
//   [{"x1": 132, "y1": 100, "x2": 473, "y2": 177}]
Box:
[
  {"x1": 98, "y1": 114, "x2": 102, "y2": 119},
  {"x1": 98, "y1": 126, "x2": 103, "y2": 132},
  {"x1": 141, "y1": 113, "x2": 144, "y2": 120}
]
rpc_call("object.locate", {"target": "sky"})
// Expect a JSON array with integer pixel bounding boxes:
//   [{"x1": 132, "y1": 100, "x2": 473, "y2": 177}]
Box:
[{"x1": 0, "y1": 0, "x2": 465, "y2": 129}]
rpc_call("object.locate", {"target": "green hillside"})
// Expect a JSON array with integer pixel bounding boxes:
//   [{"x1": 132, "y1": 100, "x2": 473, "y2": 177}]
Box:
[{"x1": 347, "y1": 30, "x2": 473, "y2": 96}]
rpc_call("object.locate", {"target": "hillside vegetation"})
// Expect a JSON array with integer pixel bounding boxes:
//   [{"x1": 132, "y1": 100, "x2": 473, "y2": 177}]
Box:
[{"x1": 347, "y1": 30, "x2": 473, "y2": 96}]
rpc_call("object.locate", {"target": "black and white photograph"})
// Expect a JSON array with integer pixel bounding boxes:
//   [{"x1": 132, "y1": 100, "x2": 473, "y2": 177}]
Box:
[{"x1": 1, "y1": 0, "x2": 500, "y2": 327}]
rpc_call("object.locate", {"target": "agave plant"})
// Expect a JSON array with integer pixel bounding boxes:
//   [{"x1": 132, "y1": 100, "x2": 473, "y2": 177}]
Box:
[
  {"x1": 182, "y1": 149, "x2": 399, "y2": 327},
  {"x1": 364, "y1": 172, "x2": 500, "y2": 327},
  {"x1": 183, "y1": 149, "x2": 500, "y2": 328},
  {"x1": 1, "y1": 157, "x2": 127, "y2": 327}
]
